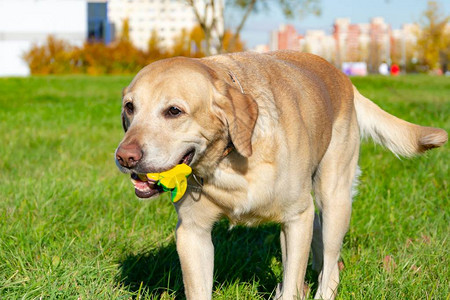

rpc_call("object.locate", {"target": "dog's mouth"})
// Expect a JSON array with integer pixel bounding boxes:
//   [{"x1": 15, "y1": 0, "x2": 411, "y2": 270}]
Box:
[
  {"x1": 131, "y1": 173, "x2": 163, "y2": 198},
  {"x1": 178, "y1": 148, "x2": 196, "y2": 166},
  {"x1": 130, "y1": 149, "x2": 195, "y2": 199}
]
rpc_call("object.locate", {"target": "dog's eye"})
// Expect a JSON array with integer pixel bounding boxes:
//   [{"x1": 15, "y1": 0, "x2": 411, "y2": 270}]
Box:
[
  {"x1": 166, "y1": 106, "x2": 183, "y2": 118},
  {"x1": 125, "y1": 102, "x2": 134, "y2": 114}
]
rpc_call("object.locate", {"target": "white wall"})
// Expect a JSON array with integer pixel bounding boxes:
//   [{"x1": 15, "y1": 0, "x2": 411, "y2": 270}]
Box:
[
  {"x1": 108, "y1": 0, "x2": 198, "y2": 51},
  {"x1": 0, "y1": 0, "x2": 87, "y2": 76}
]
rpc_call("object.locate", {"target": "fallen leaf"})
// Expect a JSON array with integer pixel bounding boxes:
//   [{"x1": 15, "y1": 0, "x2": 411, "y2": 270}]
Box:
[
  {"x1": 406, "y1": 238, "x2": 413, "y2": 248},
  {"x1": 421, "y1": 235, "x2": 431, "y2": 244},
  {"x1": 303, "y1": 282, "x2": 311, "y2": 297},
  {"x1": 383, "y1": 255, "x2": 397, "y2": 273},
  {"x1": 338, "y1": 260, "x2": 345, "y2": 271},
  {"x1": 410, "y1": 264, "x2": 421, "y2": 274}
]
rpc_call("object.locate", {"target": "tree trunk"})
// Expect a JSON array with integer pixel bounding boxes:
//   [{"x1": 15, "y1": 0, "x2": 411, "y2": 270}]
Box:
[{"x1": 227, "y1": 0, "x2": 257, "y2": 52}]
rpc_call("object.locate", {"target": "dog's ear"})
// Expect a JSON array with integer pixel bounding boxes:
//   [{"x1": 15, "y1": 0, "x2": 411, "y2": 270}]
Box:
[{"x1": 214, "y1": 85, "x2": 258, "y2": 157}]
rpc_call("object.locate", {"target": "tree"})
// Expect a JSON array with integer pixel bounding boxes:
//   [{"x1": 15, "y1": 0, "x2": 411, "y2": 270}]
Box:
[
  {"x1": 187, "y1": 24, "x2": 244, "y2": 55},
  {"x1": 186, "y1": 0, "x2": 321, "y2": 55},
  {"x1": 190, "y1": 24, "x2": 207, "y2": 57},
  {"x1": 147, "y1": 29, "x2": 165, "y2": 60},
  {"x1": 416, "y1": 0, "x2": 450, "y2": 72},
  {"x1": 440, "y1": 29, "x2": 450, "y2": 73},
  {"x1": 23, "y1": 35, "x2": 76, "y2": 74},
  {"x1": 221, "y1": 30, "x2": 245, "y2": 52},
  {"x1": 120, "y1": 18, "x2": 131, "y2": 43}
]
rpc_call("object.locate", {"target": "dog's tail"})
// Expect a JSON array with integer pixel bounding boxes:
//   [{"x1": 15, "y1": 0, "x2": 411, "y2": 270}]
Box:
[{"x1": 353, "y1": 86, "x2": 447, "y2": 157}]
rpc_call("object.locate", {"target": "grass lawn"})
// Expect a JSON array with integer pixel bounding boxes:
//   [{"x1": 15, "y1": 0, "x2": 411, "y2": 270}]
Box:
[{"x1": 0, "y1": 74, "x2": 448, "y2": 299}]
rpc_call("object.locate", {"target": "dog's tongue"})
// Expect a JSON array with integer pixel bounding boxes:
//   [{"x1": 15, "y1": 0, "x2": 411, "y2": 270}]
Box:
[
  {"x1": 134, "y1": 180, "x2": 151, "y2": 190},
  {"x1": 132, "y1": 177, "x2": 160, "y2": 198}
]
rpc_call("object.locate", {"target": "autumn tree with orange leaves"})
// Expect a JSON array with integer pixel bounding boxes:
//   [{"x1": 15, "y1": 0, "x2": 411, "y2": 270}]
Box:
[
  {"x1": 416, "y1": 1, "x2": 450, "y2": 72},
  {"x1": 23, "y1": 19, "x2": 245, "y2": 75}
]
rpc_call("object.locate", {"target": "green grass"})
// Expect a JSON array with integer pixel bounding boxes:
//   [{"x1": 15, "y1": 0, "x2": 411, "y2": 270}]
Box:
[{"x1": 0, "y1": 75, "x2": 448, "y2": 299}]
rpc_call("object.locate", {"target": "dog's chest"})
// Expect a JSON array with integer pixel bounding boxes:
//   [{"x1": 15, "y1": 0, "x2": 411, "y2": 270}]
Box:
[{"x1": 203, "y1": 165, "x2": 295, "y2": 225}]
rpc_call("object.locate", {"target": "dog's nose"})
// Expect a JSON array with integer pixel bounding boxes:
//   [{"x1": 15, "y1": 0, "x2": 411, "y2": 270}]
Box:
[{"x1": 116, "y1": 143, "x2": 143, "y2": 168}]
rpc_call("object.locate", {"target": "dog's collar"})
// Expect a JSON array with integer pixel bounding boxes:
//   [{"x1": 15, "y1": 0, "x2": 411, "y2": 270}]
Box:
[{"x1": 192, "y1": 173, "x2": 204, "y2": 187}]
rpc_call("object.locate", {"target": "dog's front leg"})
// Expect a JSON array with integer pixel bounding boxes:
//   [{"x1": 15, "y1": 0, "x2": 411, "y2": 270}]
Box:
[
  {"x1": 175, "y1": 198, "x2": 221, "y2": 300},
  {"x1": 176, "y1": 224, "x2": 213, "y2": 299},
  {"x1": 276, "y1": 197, "x2": 314, "y2": 300}
]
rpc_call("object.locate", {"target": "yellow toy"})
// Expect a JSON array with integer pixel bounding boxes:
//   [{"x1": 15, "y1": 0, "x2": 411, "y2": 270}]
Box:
[{"x1": 146, "y1": 164, "x2": 192, "y2": 202}]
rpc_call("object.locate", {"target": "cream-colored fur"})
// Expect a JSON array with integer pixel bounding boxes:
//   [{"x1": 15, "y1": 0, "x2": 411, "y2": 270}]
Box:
[
  {"x1": 353, "y1": 87, "x2": 447, "y2": 157},
  {"x1": 115, "y1": 50, "x2": 447, "y2": 300}
]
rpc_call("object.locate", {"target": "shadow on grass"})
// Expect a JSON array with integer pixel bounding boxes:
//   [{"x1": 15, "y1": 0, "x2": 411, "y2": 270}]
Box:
[{"x1": 117, "y1": 220, "x2": 318, "y2": 299}]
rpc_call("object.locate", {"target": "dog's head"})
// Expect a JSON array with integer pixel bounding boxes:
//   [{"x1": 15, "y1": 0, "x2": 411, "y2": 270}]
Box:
[{"x1": 115, "y1": 57, "x2": 258, "y2": 199}]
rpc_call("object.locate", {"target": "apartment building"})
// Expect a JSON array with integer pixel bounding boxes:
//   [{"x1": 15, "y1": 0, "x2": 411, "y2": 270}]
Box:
[
  {"x1": 270, "y1": 24, "x2": 302, "y2": 51},
  {"x1": 269, "y1": 17, "x2": 401, "y2": 73},
  {"x1": 334, "y1": 17, "x2": 390, "y2": 67},
  {"x1": 303, "y1": 30, "x2": 335, "y2": 62},
  {"x1": 108, "y1": 0, "x2": 223, "y2": 51},
  {"x1": 391, "y1": 23, "x2": 420, "y2": 66}
]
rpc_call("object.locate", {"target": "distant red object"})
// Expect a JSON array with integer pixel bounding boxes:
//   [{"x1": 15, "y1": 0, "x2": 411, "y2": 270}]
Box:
[{"x1": 391, "y1": 64, "x2": 400, "y2": 76}]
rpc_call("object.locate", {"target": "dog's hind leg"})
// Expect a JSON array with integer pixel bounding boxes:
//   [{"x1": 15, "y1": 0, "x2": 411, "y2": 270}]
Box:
[{"x1": 312, "y1": 116, "x2": 360, "y2": 300}]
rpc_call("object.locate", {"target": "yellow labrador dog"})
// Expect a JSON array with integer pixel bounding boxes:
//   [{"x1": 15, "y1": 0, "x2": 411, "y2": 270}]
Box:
[{"x1": 115, "y1": 51, "x2": 447, "y2": 299}]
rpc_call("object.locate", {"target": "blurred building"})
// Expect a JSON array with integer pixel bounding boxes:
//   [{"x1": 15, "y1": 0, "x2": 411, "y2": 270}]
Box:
[
  {"x1": 334, "y1": 17, "x2": 390, "y2": 71},
  {"x1": 268, "y1": 17, "x2": 405, "y2": 74},
  {"x1": 270, "y1": 24, "x2": 302, "y2": 51},
  {"x1": 391, "y1": 23, "x2": 420, "y2": 68},
  {"x1": 88, "y1": 0, "x2": 113, "y2": 43},
  {"x1": 107, "y1": 0, "x2": 223, "y2": 51},
  {"x1": 303, "y1": 30, "x2": 335, "y2": 62},
  {"x1": 334, "y1": 18, "x2": 368, "y2": 64},
  {"x1": 0, "y1": 0, "x2": 88, "y2": 76},
  {"x1": 269, "y1": 25, "x2": 335, "y2": 62}
]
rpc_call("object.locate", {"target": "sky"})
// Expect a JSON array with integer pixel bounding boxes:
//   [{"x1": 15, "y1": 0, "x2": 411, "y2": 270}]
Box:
[{"x1": 231, "y1": 0, "x2": 450, "y2": 48}]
